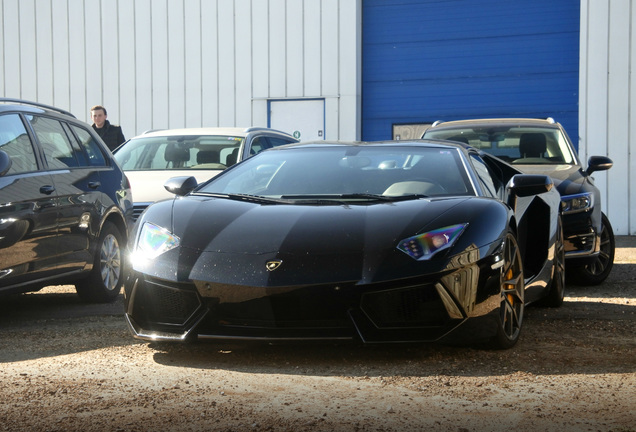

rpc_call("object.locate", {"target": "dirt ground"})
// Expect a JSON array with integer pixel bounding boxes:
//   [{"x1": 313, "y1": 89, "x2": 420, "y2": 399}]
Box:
[{"x1": 1, "y1": 238, "x2": 635, "y2": 432}]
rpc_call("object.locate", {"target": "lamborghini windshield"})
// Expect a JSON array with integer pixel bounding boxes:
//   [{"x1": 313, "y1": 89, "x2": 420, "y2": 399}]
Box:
[
  {"x1": 196, "y1": 145, "x2": 474, "y2": 200},
  {"x1": 424, "y1": 126, "x2": 576, "y2": 165}
]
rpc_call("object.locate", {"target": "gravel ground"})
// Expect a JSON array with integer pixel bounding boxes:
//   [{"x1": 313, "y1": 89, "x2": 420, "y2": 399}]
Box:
[{"x1": 1, "y1": 237, "x2": 635, "y2": 432}]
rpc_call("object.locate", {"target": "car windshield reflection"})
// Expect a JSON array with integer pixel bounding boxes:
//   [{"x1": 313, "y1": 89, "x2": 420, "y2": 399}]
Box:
[
  {"x1": 195, "y1": 145, "x2": 475, "y2": 200},
  {"x1": 114, "y1": 135, "x2": 244, "y2": 171},
  {"x1": 424, "y1": 126, "x2": 576, "y2": 165}
]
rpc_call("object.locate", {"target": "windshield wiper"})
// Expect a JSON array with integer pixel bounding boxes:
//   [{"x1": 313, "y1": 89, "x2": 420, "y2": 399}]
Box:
[
  {"x1": 196, "y1": 192, "x2": 283, "y2": 204},
  {"x1": 279, "y1": 193, "x2": 385, "y2": 201},
  {"x1": 197, "y1": 192, "x2": 429, "y2": 205},
  {"x1": 280, "y1": 193, "x2": 427, "y2": 202}
]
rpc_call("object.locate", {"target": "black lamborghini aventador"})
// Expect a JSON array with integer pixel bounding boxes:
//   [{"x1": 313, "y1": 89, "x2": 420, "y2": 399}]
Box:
[{"x1": 124, "y1": 140, "x2": 564, "y2": 349}]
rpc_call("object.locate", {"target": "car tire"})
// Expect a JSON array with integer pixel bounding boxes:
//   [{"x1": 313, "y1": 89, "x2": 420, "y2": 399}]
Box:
[
  {"x1": 488, "y1": 231, "x2": 525, "y2": 350},
  {"x1": 567, "y1": 212, "x2": 615, "y2": 286},
  {"x1": 75, "y1": 221, "x2": 124, "y2": 303},
  {"x1": 538, "y1": 216, "x2": 565, "y2": 307}
]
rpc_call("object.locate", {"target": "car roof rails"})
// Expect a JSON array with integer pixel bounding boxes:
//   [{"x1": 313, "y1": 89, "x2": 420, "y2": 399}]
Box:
[
  {"x1": 545, "y1": 117, "x2": 555, "y2": 124},
  {"x1": 243, "y1": 127, "x2": 293, "y2": 135},
  {"x1": 431, "y1": 120, "x2": 444, "y2": 127},
  {"x1": 0, "y1": 98, "x2": 76, "y2": 118}
]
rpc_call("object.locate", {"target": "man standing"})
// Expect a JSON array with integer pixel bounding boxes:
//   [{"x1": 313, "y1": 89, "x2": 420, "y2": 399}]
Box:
[{"x1": 90, "y1": 105, "x2": 126, "y2": 151}]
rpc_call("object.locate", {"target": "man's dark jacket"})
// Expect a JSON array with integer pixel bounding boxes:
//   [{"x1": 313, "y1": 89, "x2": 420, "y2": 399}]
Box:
[{"x1": 92, "y1": 120, "x2": 125, "y2": 152}]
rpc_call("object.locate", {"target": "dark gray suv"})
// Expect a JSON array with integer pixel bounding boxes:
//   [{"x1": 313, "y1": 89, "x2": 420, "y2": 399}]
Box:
[
  {"x1": 423, "y1": 118, "x2": 614, "y2": 285},
  {"x1": 0, "y1": 98, "x2": 133, "y2": 302}
]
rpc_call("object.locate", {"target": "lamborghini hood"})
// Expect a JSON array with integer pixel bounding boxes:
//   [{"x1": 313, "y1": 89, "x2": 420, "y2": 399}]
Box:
[
  {"x1": 137, "y1": 195, "x2": 501, "y2": 287},
  {"x1": 172, "y1": 195, "x2": 466, "y2": 253}
]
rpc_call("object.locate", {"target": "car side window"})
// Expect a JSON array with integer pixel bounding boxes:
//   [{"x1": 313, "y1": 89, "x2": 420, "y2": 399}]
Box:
[
  {"x1": 0, "y1": 114, "x2": 38, "y2": 174},
  {"x1": 69, "y1": 124, "x2": 107, "y2": 166},
  {"x1": 28, "y1": 115, "x2": 79, "y2": 169},
  {"x1": 249, "y1": 136, "x2": 270, "y2": 155},
  {"x1": 470, "y1": 154, "x2": 502, "y2": 199},
  {"x1": 268, "y1": 137, "x2": 295, "y2": 148}
]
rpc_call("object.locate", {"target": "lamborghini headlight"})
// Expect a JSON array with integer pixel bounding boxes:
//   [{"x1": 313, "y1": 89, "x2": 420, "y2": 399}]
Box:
[
  {"x1": 135, "y1": 222, "x2": 180, "y2": 260},
  {"x1": 397, "y1": 224, "x2": 467, "y2": 261},
  {"x1": 561, "y1": 192, "x2": 593, "y2": 214}
]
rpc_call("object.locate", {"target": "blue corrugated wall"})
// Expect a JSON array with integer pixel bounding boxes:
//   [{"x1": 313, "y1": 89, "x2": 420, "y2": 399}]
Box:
[{"x1": 362, "y1": 0, "x2": 581, "y2": 147}]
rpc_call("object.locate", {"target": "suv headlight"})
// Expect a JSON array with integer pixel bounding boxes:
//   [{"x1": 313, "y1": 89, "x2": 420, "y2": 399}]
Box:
[{"x1": 561, "y1": 192, "x2": 593, "y2": 214}]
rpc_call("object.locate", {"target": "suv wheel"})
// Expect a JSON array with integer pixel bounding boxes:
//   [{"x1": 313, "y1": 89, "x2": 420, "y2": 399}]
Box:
[
  {"x1": 568, "y1": 213, "x2": 615, "y2": 286},
  {"x1": 75, "y1": 221, "x2": 124, "y2": 303}
]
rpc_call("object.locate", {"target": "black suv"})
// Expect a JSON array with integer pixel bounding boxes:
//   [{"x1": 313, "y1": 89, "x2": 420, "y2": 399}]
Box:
[
  {"x1": 423, "y1": 118, "x2": 614, "y2": 285},
  {"x1": 0, "y1": 98, "x2": 133, "y2": 302}
]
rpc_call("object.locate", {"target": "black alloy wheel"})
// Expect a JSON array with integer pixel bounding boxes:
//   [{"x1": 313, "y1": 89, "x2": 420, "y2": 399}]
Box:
[{"x1": 489, "y1": 232, "x2": 525, "y2": 349}]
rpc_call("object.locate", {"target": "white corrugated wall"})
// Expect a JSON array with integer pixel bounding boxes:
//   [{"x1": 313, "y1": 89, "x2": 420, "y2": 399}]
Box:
[
  {"x1": 0, "y1": 0, "x2": 361, "y2": 140},
  {"x1": 579, "y1": 0, "x2": 635, "y2": 235}
]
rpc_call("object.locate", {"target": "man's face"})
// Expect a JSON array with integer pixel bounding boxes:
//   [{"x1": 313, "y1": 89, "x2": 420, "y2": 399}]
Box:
[{"x1": 91, "y1": 109, "x2": 107, "y2": 128}]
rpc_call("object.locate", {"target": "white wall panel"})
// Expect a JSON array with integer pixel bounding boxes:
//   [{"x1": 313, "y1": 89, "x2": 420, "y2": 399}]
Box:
[
  {"x1": 19, "y1": 0, "x2": 37, "y2": 101},
  {"x1": 252, "y1": 99, "x2": 268, "y2": 127},
  {"x1": 269, "y1": 0, "x2": 286, "y2": 96},
  {"x1": 324, "y1": 97, "x2": 339, "y2": 140},
  {"x1": 100, "y1": 0, "x2": 119, "y2": 118},
  {"x1": 321, "y1": 0, "x2": 339, "y2": 97},
  {"x1": 84, "y1": 0, "x2": 102, "y2": 111},
  {"x1": 201, "y1": 1, "x2": 219, "y2": 126},
  {"x1": 0, "y1": 0, "x2": 361, "y2": 155},
  {"x1": 2, "y1": 1, "x2": 20, "y2": 96},
  {"x1": 286, "y1": 1, "x2": 304, "y2": 97},
  {"x1": 235, "y1": 0, "x2": 253, "y2": 126},
  {"x1": 51, "y1": 1, "x2": 70, "y2": 109},
  {"x1": 339, "y1": 0, "x2": 361, "y2": 140},
  {"x1": 218, "y1": 1, "x2": 236, "y2": 125},
  {"x1": 252, "y1": 1, "x2": 269, "y2": 99},
  {"x1": 167, "y1": 1, "x2": 186, "y2": 128},
  {"x1": 303, "y1": 1, "x2": 321, "y2": 96},
  {"x1": 0, "y1": 1, "x2": 4, "y2": 95},
  {"x1": 118, "y1": 0, "x2": 136, "y2": 135},
  {"x1": 631, "y1": 4, "x2": 636, "y2": 235},
  {"x1": 581, "y1": 0, "x2": 635, "y2": 234},
  {"x1": 184, "y1": 0, "x2": 202, "y2": 128},
  {"x1": 35, "y1": 0, "x2": 53, "y2": 104},
  {"x1": 67, "y1": 0, "x2": 87, "y2": 117},
  {"x1": 606, "y1": 1, "x2": 630, "y2": 234},
  {"x1": 134, "y1": 0, "x2": 153, "y2": 133},
  {"x1": 151, "y1": 0, "x2": 169, "y2": 128}
]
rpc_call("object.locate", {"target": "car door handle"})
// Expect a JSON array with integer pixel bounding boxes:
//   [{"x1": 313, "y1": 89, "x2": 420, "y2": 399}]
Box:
[
  {"x1": 40, "y1": 185, "x2": 56, "y2": 195},
  {"x1": 88, "y1": 181, "x2": 101, "y2": 189}
]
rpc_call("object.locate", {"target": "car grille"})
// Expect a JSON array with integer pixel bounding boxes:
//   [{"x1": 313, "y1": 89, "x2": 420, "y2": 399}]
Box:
[
  {"x1": 132, "y1": 203, "x2": 150, "y2": 222},
  {"x1": 138, "y1": 278, "x2": 202, "y2": 327},
  {"x1": 361, "y1": 283, "x2": 449, "y2": 328}
]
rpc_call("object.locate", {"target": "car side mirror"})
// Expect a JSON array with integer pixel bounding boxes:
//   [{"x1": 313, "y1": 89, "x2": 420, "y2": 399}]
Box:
[
  {"x1": 507, "y1": 174, "x2": 554, "y2": 197},
  {"x1": 506, "y1": 174, "x2": 553, "y2": 210},
  {"x1": 586, "y1": 156, "x2": 613, "y2": 175},
  {"x1": 0, "y1": 150, "x2": 12, "y2": 176},
  {"x1": 164, "y1": 176, "x2": 198, "y2": 196}
]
